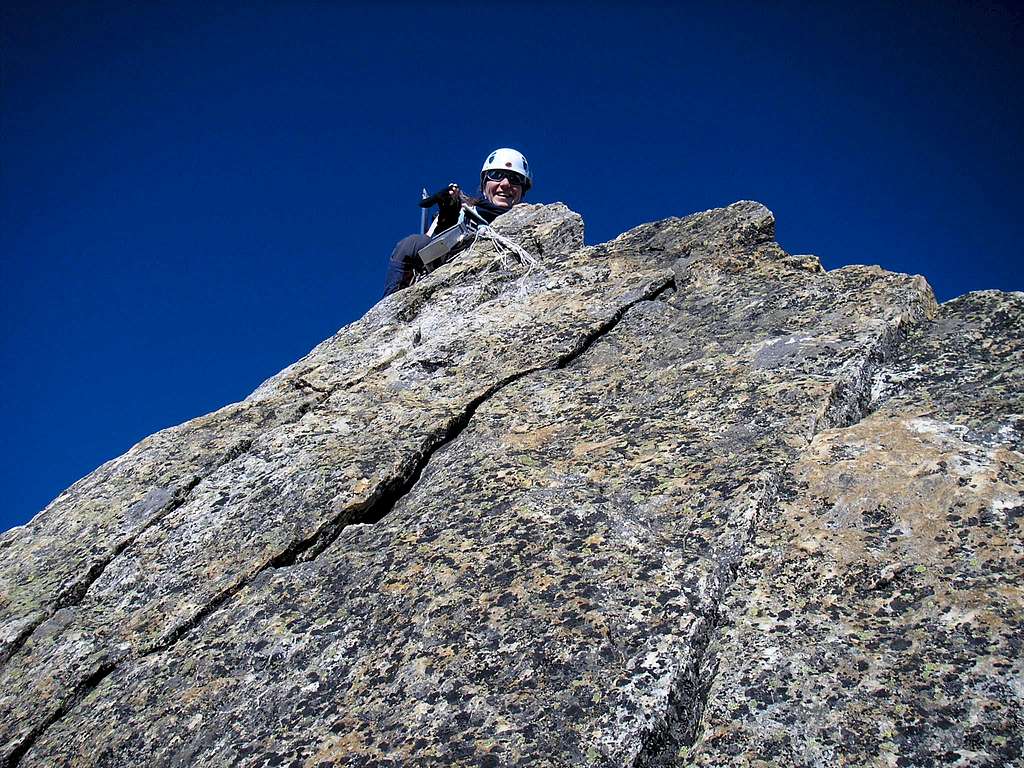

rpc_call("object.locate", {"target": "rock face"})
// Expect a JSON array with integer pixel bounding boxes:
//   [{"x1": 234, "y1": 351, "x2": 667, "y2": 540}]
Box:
[{"x1": 1, "y1": 202, "x2": 1020, "y2": 767}]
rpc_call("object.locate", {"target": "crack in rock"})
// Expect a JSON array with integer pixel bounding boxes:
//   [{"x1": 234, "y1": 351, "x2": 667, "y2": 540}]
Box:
[
  {"x1": 633, "y1": 474, "x2": 782, "y2": 767},
  {"x1": 10, "y1": 206, "x2": 968, "y2": 768},
  {"x1": 1, "y1": 389, "x2": 337, "y2": 676},
  {"x1": 816, "y1": 317, "x2": 917, "y2": 433},
  {"x1": 630, "y1": 302, "x2": 930, "y2": 767},
  {"x1": 4, "y1": 663, "x2": 114, "y2": 768},
  {"x1": 5, "y1": 277, "x2": 676, "y2": 767},
  {"x1": 0, "y1": 400, "x2": 343, "y2": 762},
  {"x1": 1, "y1": 442, "x2": 246, "y2": 671},
  {"x1": 273, "y1": 274, "x2": 679, "y2": 571}
]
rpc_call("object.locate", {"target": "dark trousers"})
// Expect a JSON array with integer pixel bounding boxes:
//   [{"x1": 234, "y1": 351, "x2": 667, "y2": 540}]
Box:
[{"x1": 382, "y1": 234, "x2": 431, "y2": 298}]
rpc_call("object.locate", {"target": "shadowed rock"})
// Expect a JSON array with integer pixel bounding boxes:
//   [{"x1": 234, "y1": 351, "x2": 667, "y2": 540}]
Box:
[{"x1": 1, "y1": 202, "x2": 1019, "y2": 767}]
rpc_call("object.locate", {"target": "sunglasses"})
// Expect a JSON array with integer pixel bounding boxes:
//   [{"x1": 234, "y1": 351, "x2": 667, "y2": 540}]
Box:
[{"x1": 484, "y1": 169, "x2": 527, "y2": 186}]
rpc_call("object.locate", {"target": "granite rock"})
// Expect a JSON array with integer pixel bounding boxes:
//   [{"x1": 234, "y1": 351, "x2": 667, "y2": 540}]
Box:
[
  {"x1": 0, "y1": 202, "x2": 1019, "y2": 767},
  {"x1": 687, "y1": 291, "x2": 1023, "y2": 768}
]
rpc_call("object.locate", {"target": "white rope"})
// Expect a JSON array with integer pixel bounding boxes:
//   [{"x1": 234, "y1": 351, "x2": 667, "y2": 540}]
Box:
[
  {"x1": 473, "y1": 224, "x2": 537, "y2": 275},
  {"x1": 432, "y1": 218, "x2": 538, "y2": 300}
]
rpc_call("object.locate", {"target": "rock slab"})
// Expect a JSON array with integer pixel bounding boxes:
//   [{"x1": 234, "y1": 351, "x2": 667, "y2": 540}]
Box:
[{"x1": 0, "y1": 202, "x2": 1020, "y2": 767}]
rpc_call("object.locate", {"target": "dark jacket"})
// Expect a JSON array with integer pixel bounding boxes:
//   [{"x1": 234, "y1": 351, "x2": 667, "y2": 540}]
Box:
[
  {"x1": 383, "y1": 192, "x2": 520, "y2": 298},
  {"x1": 433, "y1": 193, "x2": 511, "y2": 233}
]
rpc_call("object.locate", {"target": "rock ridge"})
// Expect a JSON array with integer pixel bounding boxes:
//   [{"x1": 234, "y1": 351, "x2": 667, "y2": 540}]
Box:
[{"x1": 0, "y1": 201, "x2": 1020, "y2": 767}]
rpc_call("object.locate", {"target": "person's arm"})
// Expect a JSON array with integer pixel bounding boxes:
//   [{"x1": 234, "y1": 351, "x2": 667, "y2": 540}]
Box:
[{"x1": 420, "y1": 183, "x2": 463, "y2": 232}]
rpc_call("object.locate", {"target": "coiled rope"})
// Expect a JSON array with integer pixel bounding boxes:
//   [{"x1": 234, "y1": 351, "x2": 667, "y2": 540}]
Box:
[{"x1": 472, "y1": 224, "x2": 537, "y2": 275}]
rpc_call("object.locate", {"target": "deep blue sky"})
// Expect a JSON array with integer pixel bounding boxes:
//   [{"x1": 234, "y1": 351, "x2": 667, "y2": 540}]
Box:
[{"x1": 2, "y1": 1, "x2": 1021, "y2": 531}]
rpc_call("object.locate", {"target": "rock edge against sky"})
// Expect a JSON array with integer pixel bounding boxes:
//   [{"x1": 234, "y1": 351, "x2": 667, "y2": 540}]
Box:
[{"x1": 1, "y1": 202, "x2": 1020, "y2": 767}]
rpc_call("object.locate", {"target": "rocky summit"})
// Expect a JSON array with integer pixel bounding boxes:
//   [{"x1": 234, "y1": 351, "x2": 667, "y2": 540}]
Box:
[{"x1": 1, "y1": 202, "x2": 1021, "y2": 767}]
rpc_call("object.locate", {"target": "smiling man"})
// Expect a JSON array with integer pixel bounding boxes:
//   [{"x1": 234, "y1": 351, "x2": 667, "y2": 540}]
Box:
[{"x1": 381, "y1": 148, "x2": 533, "y2": 297}]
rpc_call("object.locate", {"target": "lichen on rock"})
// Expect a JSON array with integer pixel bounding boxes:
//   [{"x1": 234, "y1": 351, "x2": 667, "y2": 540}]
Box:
[{"x1": 0, "y1": 202, "x2": 1019, "y2": 767}]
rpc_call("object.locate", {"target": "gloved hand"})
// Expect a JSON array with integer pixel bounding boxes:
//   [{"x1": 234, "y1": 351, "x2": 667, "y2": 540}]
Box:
[{"x1": 419, "y1": 183, "x2": 461, "y2": 210}]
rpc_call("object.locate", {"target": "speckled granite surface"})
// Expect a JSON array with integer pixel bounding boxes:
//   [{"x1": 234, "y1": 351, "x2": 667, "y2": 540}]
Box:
[
  {"x1": 0, "y1": 203, "x2": 1019, "y2": 767},
  {"x1": 686, "y1": 292, "x2": 1023, "y2": 768}
]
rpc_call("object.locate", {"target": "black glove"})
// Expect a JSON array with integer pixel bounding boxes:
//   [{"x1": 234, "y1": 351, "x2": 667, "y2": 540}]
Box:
[{"x1": 419, "y1": 183, "x2": 461, "y2": 210}]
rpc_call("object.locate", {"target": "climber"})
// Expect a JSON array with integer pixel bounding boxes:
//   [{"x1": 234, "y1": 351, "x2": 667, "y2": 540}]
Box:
[{"x1": 381, "y1": 147, "x2": 532, "y2": 297}]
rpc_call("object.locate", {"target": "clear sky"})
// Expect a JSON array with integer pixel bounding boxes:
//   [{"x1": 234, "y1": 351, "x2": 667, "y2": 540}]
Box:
[{"x1": 2, "y1": 1, "x2": 1021, "y2": 531}]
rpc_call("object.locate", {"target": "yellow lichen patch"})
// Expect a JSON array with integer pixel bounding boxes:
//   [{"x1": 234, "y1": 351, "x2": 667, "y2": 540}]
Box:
[
  {"x1": 790, "y1": 413, "x2": 1022, "y2": 579},
  {"x1": 572, "y1": 436, "x2": 628, "y2": 458},
  {"x1": 303, "y1": 730, "x2": 393, "y2": 766},
  {"x1": 502, "y1": 423, "x2": 565, "y2": 450}
]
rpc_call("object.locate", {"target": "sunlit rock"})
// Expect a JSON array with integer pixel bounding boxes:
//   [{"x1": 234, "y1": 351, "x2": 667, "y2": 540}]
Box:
[{"x1": 1, "y1": 202, "x2": 1019, "y2": 767}]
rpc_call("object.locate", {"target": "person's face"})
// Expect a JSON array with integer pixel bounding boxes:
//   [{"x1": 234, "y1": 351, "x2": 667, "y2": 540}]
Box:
[{"x1": 483, "y1": 172, "x2": 524, "y2": 208}]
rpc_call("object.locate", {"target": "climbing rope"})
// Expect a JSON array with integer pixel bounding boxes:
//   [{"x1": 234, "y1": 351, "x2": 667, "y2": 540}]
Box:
[
  {"x1": 472, "y1": 224, "x2": 537, "y2": 275},
  {"x1": 417, "y1": 207, "x2": 538, "y2": 290}
]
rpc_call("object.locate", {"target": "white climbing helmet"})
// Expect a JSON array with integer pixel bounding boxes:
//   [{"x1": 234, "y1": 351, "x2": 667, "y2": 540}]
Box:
[{"x1": 480, "y1": 147, "x2": 532, "y2": 191}]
